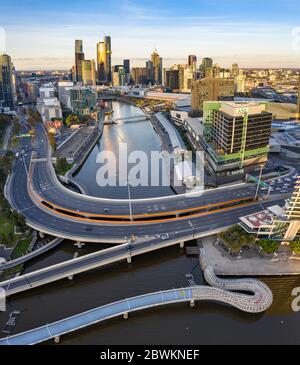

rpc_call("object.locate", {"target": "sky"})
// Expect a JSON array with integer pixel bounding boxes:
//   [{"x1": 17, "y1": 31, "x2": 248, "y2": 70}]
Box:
[{"x1": 0, "y1": 0, "x2": 300, "y2": 70}]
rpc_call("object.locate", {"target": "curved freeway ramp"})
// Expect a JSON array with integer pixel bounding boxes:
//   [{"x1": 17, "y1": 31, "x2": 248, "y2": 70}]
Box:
[{"x1": 0, "y1": 268, "x2": 273, "y2": 345}]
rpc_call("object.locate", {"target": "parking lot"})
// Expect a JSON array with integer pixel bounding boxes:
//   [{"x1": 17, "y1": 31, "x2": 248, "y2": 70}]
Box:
[{"x1": 266, "y1": 174, "x2": 298, "y2": 195}]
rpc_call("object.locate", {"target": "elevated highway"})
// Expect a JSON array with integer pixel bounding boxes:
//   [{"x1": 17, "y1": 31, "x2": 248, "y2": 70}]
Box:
[
  {"x1": 0, "y1": 267, "x2": 273, "y2": 345},
  {"x1": 0, "y1": 214, "x2": 282, "y2": 297},
  {"x1": 5, "y1": 120, "x2": 285, "y2": 243}
]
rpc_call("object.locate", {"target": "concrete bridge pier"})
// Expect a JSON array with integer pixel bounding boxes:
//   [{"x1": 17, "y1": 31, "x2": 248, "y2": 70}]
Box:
[
  {"x1": 39, "y1": 232, "x2": 45, "y2": 239},
  {"x1": 190, "y1": 300, "x2": 196, "y2": 308},
  {"x1": 127, "y1": 257, "x2": 132, "y2": 264},
  {"x1": 180, "y1": 242, "x2": 185, "y2": 249},
  {"x1": 54, "y1": 336, "x2": 61, "y2": 344},
  {"x1": 123, "y1": 312, "x2": 129, "y2": 320}
]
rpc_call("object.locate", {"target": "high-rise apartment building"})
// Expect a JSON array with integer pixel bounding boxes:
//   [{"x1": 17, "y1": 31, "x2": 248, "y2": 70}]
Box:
[
  {"x1": 166, "y1": 70, "x2": 180, "y2": 90},
  {"x1": 132, "y1": 67, "x2": 147, "y2": 85},
  {"x1": 0, "y1": 54, "x2": 15, "y2": 109},
  {"x1": 232, "y1": 63, "x2": 239, "y2": 78},
  {"x1": 96, "y1": 36, "x2": 112, "y2": 84},
  {"x1": 75, "y1": 40, "x2": 85, "y2": 83},
  {"x1": 112, "y1": 65, "x2": 126, "y2": 87},
  {"x1": 191, "y1": 77, "x2": 235, "y2": 112},
  {"x1": 123, "y1": 59, "x2": 130, "y2": 74},
  {"x1": 146, "y1": 61, "x2": 154, "y2": 84},
  {"x1": 97, "y1": 42, "x2": 106, "y2": 83},
  {"x1": 201, "y1": 58, "x2": 213, "y2": 78},
  {"x1": 188, "y1": 55, "x2": 197, "y2": 74},
  {"x1": 123, "y1": 59, "x2": 131, "y2": 85},
  {"x1": 82, "y1": 60, "x2": 96, "y2": 86},
  {"x1": 151, "y1": 50, "x2": 163, "y2": 85},
  {"x1": 104, "y1": 36, "x2": 112, "y2": 83}
]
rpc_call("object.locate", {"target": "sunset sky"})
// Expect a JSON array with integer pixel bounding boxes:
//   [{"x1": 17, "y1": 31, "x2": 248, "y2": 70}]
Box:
[{"x1": 0, "y1": 0, "x2": 299, "y2": 70}]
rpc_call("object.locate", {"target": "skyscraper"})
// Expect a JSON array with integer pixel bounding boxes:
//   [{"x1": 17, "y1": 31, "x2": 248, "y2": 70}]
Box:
[
  {"x1": 201, "y1": 58, "x2": 213, "y2": 78},
  {"x1": 146, "y1": 60, "x2": 154, "y2": 84},
  {"x1": 232, "y1": 63, "x2": 239, "y2": 78},
  {"x1": 104, "y1": 36, "x2": 112, "y2": 83},
  {"x1": 151, "y1": 50, "x2": 163, "y2": 85},
  {"x1": 75, "y1": 40, "x2": 85, "y2": 83},
  {"x1": 123, "y1": 59, "x2": 130, "y2": 74},
  {"x1": 0, "y1": 54, "x2": 15, "y2": 109},
  {"x1": 123, "y1": 59, "x2": 131, "y2": 85},
  {"x1": 97, "y1": 42, "x2": 106, "y2": 83},
  {"x1": 82, "y1": 60, "x2": 96, "y2": 86},
  {"x1": 188, "y1": 55, "x2": 197, "y2": 73},
  {"x1": 166, "y1": 70, "x2": 180, "y2": 90}
]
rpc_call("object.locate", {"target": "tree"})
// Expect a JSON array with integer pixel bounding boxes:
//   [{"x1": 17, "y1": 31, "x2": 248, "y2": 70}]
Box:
[
  {"x1": 218, "y1": 225, "x2": 256, "y2": 254},
  {"x1": 56, "y1": 158, "x2": 69, "y2": 175},
  {"x1": 256, "y1": 239, "x2": 280, "y2": 254},
  {"x1": 290, "y1": 239, "x2": 300, "y2": 255},
  {"x1": 65, "y1": 114, "x2": 80, "y2": 127},
  {"x1": 48, "y1": 132, "x2": 56, "y2": 151}
]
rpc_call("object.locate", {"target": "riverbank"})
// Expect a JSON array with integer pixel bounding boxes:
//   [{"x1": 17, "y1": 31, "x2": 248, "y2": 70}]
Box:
[{"x1": 200, "y1": 235, "x2": 300, "y2": 276}]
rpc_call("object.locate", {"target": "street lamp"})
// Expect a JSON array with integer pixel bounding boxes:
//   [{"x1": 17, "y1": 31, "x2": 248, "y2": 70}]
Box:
[{"x1": 255, "y1": 164, "x2": 264, "y2": 201}]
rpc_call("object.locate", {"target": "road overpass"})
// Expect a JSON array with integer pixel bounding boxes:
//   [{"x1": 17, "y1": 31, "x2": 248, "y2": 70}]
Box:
[
  {"x1": 0, "y1": 267, "x2": 273, "y2": 345},
  {"x1": 0, "y1": 212, "x2": 283, "y2": 297},
  {"x1": 5, "y1": 118, "x2": 287, "y2": 244}
]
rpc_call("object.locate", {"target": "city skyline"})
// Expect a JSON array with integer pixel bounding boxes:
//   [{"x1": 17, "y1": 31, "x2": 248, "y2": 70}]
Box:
[{"x1": 0, "y1": 0, "x2": 300, "y2": 70}]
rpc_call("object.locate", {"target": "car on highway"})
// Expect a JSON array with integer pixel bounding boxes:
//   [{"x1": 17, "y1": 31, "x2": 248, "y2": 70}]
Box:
[{"x1": 161, "y1": 233, "x2": 170, "y2": 240}]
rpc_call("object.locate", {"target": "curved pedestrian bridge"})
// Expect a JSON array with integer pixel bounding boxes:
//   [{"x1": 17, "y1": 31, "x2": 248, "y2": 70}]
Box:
[{"x1": 0, "y1": 267, "x2": 273, "y2": 345}]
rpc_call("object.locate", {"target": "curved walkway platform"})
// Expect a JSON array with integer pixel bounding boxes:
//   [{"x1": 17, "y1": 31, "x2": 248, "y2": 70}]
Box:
[{"x1": 0, "y1": 267, "x2": 273, "y2": 345}]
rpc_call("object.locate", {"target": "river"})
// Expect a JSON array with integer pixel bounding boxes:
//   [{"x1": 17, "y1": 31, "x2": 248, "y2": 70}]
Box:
[
  {"x1": 74, "y1": 101, "x2": 174, "y2": 199},
  {"x1": 0, "y1": 101, "x2": 300, "y2": 345}
]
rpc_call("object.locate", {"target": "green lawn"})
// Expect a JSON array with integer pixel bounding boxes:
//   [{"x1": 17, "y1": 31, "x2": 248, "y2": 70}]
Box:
[
  {"x1": 10, "y1": 235, "x2": 33, "y2": 260},
  {"x1": 0, "y1": 216, "x2": 15, "y2": 238}
]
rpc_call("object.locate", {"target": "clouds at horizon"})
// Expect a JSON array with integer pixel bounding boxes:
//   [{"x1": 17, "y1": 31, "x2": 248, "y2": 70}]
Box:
[{"x1": 0, "y1": 0, "x2": 299, "y2": 69}]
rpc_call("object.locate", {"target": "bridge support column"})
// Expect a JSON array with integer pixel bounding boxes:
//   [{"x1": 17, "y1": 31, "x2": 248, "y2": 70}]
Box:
[
  {"x1": 39, "y1": 232, "x2": 45, "y2": 239},
  {"x1": 54, "y1": 336, "x2": 61, "y2": 344},
  {"x1": 127, "y1": 257, "x2": 132, "y2": 264},
  {"x1": 190, "y1": 300, "x2": 195, "y2": 308},
  {"x1": 68, "y1": 275, "x2": 74, "y2": 281},
  {"x1": 180, "y1": 242, "x2": 185, "y2": 249},
  {"x1": 123, "y1": 312, "x2": 129, "y2": 320}
]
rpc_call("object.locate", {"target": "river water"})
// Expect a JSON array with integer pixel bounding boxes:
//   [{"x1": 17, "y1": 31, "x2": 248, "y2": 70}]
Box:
[
  {"x1": 1, "y1": 101, "x2": 300, "y2": 345},
  {"x1": 74, "y1": 101, "x2": 174, "y2": 199}
]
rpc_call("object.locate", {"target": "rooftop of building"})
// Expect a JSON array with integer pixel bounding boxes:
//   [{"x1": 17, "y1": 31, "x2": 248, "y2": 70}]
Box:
[
  {"x1": 185, "y1": 117, "x2": 204, "y2": 136},
  {"x1": 219, "y1": 101, "x2": 269, "y2": 117}
]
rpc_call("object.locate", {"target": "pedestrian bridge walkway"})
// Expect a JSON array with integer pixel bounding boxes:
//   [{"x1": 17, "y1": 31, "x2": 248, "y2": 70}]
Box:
[
  {"x1": 0, "y1": 267, "x2": 273, "y2": 345},
  {"x1": 104, "y1": 115, "x2": 148, "y2": 124}
]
